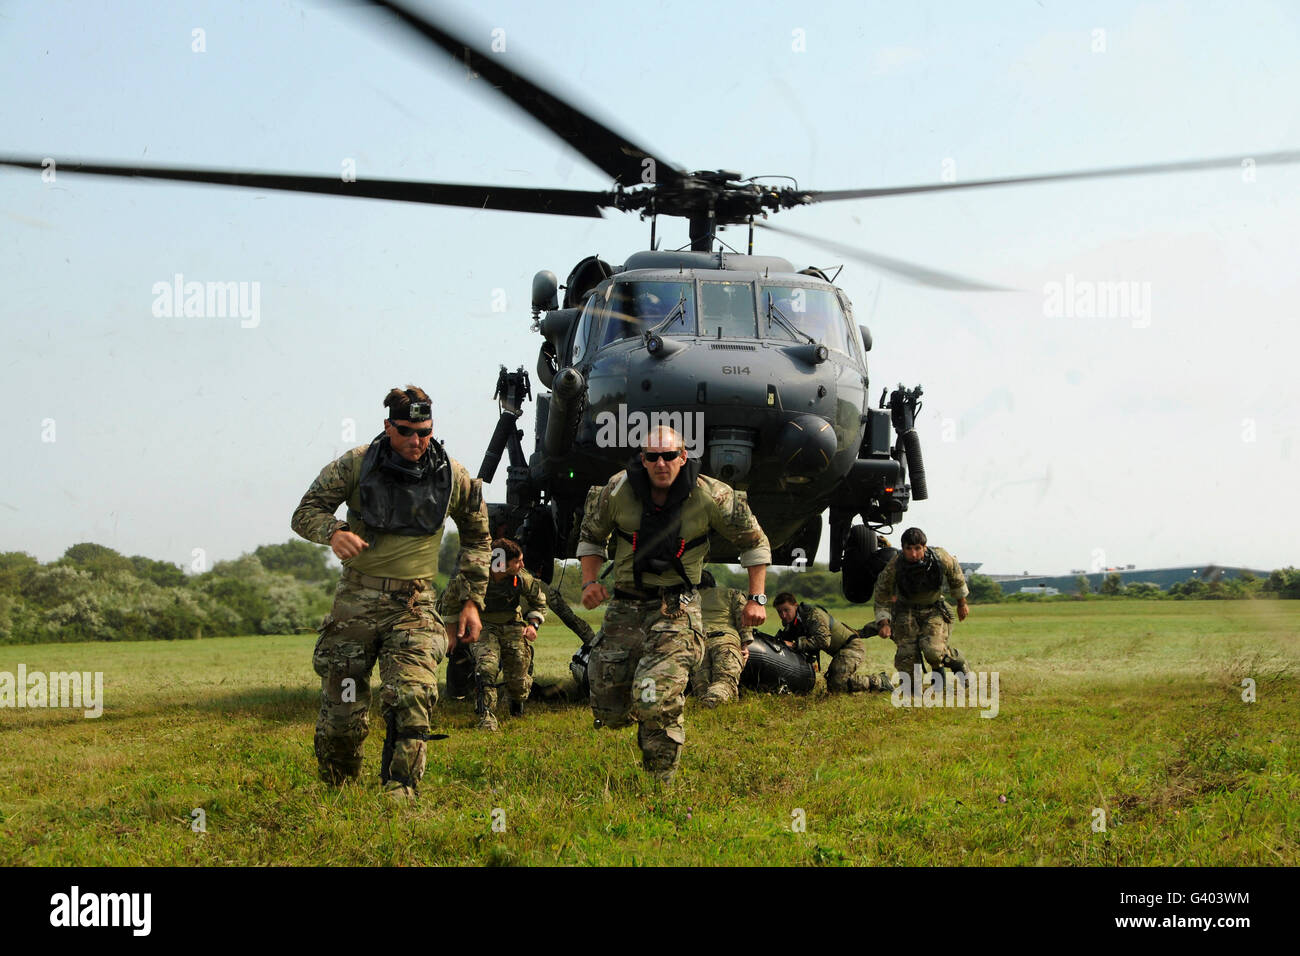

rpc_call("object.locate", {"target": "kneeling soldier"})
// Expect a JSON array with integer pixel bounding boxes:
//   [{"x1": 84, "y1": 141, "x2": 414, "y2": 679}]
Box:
[
  {"x1": 773, "y1": 593, "x2": 891, "y2": 693},
  {"x1": 474, "y1": 537, "x2": 547, "y2": 730},
  {"x1": 578, "y1": 425, "x2": 770, "y2": 784},
  {"x1": 690, "y1": 569, "x2": 753, "y2": 706}
]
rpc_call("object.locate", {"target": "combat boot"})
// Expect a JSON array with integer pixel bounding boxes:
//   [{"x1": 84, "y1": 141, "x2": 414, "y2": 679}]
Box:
[
  {"x1": 474, "y1": 677, "x2": 499, "y2": 731},
  {"x1": 509, "y1": 698, "x2": 524, "y2": 718},
  {"x1": 638, "y1": 725, "x2": 680, "y2": 785},
  {"x1": 317, "y1": 759, "x2": 362, "y2": 786},
  {"x1": 650, "y1": 768, "x2": 677, "y2": 787},
  {"x1": 382, "y1": 780, "x2": 417, "y2": 802}
]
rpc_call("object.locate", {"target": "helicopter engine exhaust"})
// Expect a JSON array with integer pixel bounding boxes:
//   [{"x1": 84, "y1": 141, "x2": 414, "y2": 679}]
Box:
[
  {"x1": 886, "y1": 384, "x2": 928, "y2": 502},
  {"x1": 902, "y1": 428, "x2": 928, "y2": 501},
  {"x1": 544, "y1": 366, "x2": 585, "y2": 458}
]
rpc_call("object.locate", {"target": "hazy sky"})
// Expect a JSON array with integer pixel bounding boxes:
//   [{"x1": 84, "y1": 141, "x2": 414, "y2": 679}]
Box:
[{"x1": 2, "y1": 0, "x2": 1298, "y2": 575}]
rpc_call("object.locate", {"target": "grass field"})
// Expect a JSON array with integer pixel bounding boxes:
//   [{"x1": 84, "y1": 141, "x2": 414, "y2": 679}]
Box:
[{"x1": 2, "y1": 600, "x2": 1297, "y2": 866}]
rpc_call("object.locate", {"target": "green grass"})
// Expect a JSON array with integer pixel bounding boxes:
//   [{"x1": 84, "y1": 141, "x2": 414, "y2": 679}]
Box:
[{"x1": 1, "y1": 600, "x2": 1297, "y2": 865}]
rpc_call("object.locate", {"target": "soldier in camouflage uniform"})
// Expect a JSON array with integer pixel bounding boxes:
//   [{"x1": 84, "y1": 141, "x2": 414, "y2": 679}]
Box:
[
  {"x1": 872, "y1": 526, "x2": 972, "y2": 687},
  {"x1": 690, "y1": 569, "x2": 753, "y2": 707},
  {"x1": 473, "y1": 537, "x2": 547, "y2": 730},
  {"x1": 291, "y1": 386, "x2": 491, "y2": 799},
  {"x1": 578, "y1": 426, "x2": 770, "y2": 784},
  {"x1": 772, "y1": 593, "x2": 892, "y2": 693}
]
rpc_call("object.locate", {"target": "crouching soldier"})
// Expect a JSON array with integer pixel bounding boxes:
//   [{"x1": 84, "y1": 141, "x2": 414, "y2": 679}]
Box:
[
  {"x1": 872, "y1": 526, "x2": 972, "y2": 688},
  {"x1": 690, "y1": 570, "x2": 753, "y2": 707},
  {"x1": 773, "y1": 593, "x2": 892, "y2": 693},
  {"x1": 473, "y1": 537, "x2": 547, "y2": 730}
]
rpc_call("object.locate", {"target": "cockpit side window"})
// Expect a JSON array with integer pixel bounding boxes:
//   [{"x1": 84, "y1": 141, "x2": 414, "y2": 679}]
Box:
[{"x1": 571, "y1": 293, "x2": 600, "y2": 364}]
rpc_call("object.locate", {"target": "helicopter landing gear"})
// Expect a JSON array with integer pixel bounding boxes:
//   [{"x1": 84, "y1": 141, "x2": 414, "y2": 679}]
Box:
[{"x1": 517, "y1": 503, "x2": 557, "y2": 583}]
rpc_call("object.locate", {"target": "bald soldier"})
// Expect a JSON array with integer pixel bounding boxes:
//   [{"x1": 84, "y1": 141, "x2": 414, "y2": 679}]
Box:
[
  {"x1": 873, "y1": 526, "x2": 972, "y2": 686},
  {"x1": 579, "y1": 425, "x2": 770, "y2": 784},
  {"x1": 292, "y1": 385, "x2": 490, "y2": 799}
]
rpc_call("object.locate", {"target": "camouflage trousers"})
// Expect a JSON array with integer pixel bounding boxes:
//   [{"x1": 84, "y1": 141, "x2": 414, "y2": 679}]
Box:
[
  {"x1": 589, "y1": 595, "x2": 704, "y2": 780},
  {"x1": 825, "y1": 636, "x2": 891, "y2": 693},
  {"x1": 311, "y1": 576, "x2": 446, "y2": 789},
  {"x1": 890, "y1": 603, "x2": 969, "y2": 677},
  {"x1": 689, "y1": 630, "x2": 744, "y2": 706},
  {"x1": 472, "y1": 621, "x2": 534, "y2": 716}
]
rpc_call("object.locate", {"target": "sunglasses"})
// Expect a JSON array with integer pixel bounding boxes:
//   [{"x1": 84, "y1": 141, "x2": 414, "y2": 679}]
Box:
[
  {"x1": 641, "y1": 450, "x2": 683, "y2": 463},
  {"x1": 390, "y1": 422, "x2": 433, "y2": 439}
]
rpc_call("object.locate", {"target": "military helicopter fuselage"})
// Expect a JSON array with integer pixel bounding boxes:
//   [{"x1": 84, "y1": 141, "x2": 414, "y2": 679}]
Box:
[{"x1": 482, "y1": 248, "x2": 926, "y2": 587}]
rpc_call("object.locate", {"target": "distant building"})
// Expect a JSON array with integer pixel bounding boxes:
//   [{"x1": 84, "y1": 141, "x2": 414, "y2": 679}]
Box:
[
  {"x1": 1016, "y1": 585, "x2": 1060, "y2": 596},
  {"x1": 984, "y1": 565, "x2": 1269, "y2": 592}
]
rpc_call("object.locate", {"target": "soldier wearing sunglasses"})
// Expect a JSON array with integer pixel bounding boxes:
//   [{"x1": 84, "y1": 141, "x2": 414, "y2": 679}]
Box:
[
  {"x1": 577, "y1": 425, "x2": 770, "y2": 784},
  {"x1": 292, "y1": 385, "x2": 491, "y2": 799}
]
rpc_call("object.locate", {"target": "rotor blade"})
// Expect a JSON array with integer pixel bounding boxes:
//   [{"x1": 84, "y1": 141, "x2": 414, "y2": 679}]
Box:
[
  {"x1": 362, "y1": 0, "x2": 683, "y2": 188},
  {"x1": 0, "y1": 156, "x2": 612, "y2": 217},
  {"x1": 803, "y1": 149, "x2": 1300, "y2": 203},
  {"x1": 756, "y1": 221, "x2": 1014, "y2": 292}
]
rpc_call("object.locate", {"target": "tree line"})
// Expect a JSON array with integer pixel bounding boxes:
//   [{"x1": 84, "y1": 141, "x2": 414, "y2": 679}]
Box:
[
  {"x1": 5, "y1": 537, "x2": 1296, "y2": 645},
  {"x1": 0, "y1": 541, "x2": 336, "y2": 645}
]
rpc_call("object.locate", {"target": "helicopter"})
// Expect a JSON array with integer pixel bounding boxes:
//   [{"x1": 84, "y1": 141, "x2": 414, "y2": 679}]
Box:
[{"x1": 5, "y1": 0, "x2": 1298, "y2": 602}]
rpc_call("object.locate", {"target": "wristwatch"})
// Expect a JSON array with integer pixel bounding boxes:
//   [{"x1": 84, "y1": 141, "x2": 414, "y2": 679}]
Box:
[{"x1": 747, "y1": 593, "x2": 767, "y2": 606}]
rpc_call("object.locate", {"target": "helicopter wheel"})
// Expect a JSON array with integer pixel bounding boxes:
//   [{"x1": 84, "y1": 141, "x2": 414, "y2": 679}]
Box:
[{"x1": 840, "y1": 524, "x2": 878, "y2": 603}]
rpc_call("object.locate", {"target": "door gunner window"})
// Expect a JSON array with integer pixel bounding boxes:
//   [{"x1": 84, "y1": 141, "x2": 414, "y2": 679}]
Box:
[
  {"x1": 600, "y1": 280, "x2": 695, "y2": 347},
  {"x1": 700, "y1": 281, "x2": 757, "y2": 338}
]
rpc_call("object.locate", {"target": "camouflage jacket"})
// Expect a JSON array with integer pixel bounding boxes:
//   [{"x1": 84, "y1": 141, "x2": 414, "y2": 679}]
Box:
[
  {"x1": 481, "y1": 568, "x2": 548, "y2": 627},
  {"x1": 872, "y1": 546, "x2": 968, "y2": 624},
  {"x1": 700, "y1": 586, "x2": 754, "y2": 646},
  {"x1": 777, "y1": 603, "x2": 856, "y2": 658},
  {"x1": 576, "y1": 470, "x2": 771, "y2": 590},
  {"x1": 290, "y1": 442, "x2": 491, "y2": 607}
]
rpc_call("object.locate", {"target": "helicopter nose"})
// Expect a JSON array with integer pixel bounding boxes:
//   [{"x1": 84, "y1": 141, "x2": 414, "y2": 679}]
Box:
[{"x1": 775, "y1": 413, "x2": 837, "y2": 481}]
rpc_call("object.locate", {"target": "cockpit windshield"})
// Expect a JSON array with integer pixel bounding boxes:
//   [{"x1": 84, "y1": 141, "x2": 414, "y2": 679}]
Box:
[
  {"x1": 699, "y1": 281, "x2": 757, "y2": 338},
  {"x1": 599, "y1": 280, "x2": 694, "y2": 347},
  {"x1": 760, "y1": 286, "x2": 854, "y2": 355}
]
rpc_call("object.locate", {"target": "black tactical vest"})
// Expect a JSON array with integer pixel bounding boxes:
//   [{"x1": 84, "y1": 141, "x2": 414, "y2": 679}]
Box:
[
  {"x1": 357, "y1": 434, "x2": 452, "y2": 536},
  {"x1": 896, "y1": 547, "x2": 943, "y2": 598},
  {"x1": 619, "y1": 455, "x2": 707, "y2": 588},
  {"x1": 484, "y1": 574, "x2": 523, "y2": 614}
]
